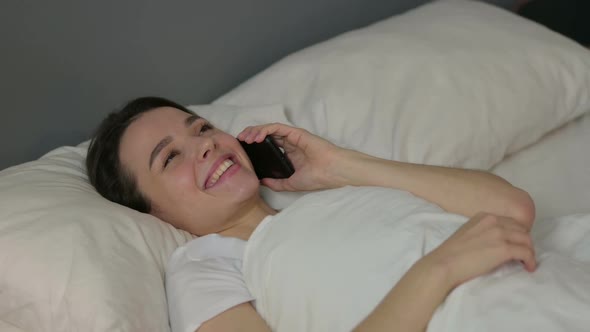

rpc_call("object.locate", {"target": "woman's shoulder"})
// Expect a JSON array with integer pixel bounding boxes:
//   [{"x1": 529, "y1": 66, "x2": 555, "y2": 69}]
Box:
[
  {"x1": 167, "y1": 234, "x2": 247, "y2": 273},
  {"x1": 165, "y1": 237, "x2": 256, "y2": 332}
]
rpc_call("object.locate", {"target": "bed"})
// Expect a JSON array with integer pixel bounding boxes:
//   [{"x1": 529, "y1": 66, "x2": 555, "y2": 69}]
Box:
[{"x1": 1, "y1": 0, "x2": 590, "y2": 331}]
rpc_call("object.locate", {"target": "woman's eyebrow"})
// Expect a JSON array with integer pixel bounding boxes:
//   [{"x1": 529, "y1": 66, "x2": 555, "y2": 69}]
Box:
[
  {"x1": 184, "y1": 114, "x2": 201, "y2": 127},
  {"x1": 148, "y1": 115, "x2": 201, "y2": 170},
  {"x1": 149, "y1": 136, "x2": 172, "y2": 170}
]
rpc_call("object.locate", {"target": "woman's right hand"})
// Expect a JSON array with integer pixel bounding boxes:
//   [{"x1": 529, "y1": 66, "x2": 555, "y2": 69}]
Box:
[
  {"x1": 423, "y1": 212, "x2": 537, "y2": 290},
  {"x1": 237, "y1": 123, "x2": 345, "y2": 192}
]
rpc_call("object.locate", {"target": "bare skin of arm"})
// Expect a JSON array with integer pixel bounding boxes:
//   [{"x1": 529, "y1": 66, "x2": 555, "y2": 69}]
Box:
[
  {"x1": 329, "y1": 149, "x2": 535, "y2": 229},
  {"x1": 197, "y1": 302, "x2": 271, "y2": 332}
]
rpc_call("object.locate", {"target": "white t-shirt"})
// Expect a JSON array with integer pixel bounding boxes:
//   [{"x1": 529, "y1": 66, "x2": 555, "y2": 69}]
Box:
[{"x1": 165, "y1": 216, "x2": 273, "y2": 332}]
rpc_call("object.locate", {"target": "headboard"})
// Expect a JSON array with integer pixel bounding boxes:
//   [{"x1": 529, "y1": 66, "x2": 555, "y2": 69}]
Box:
[{"x1": 0, "y1": 0, "x2": 514, "y2": 170}]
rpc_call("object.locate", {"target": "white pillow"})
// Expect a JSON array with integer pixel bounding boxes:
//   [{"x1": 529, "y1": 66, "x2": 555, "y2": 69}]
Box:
[
  {"x1": 216, "y1": 0, "x2": 590, "y2": 169},
  {"x1": 187, "y1": 103, "x2": 290, "y2": 137},
  {"x1": 0, "y1": 143, "x2": 193, "y2": 331},
  {"x1": 492, "y1": 111, "x2": 590, "y2": 221}
]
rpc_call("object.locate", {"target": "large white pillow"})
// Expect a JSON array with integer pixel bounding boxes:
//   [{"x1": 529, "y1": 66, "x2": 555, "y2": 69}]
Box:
[
  {"x1": 216, "y1": 0, "x2": 590, "y2": 169},
  {"x1": 187, "y1": 103, "x2": 290, "y2": 137},
  {"x1": 0, "y1": 143, "x2": 193, "y2": 331},
  {"x1": 0, "y1": 104, "x2": 291, "y2": 331},
  {"x1": 492, "y1": 110, "x2": 590, "y2": 220}
]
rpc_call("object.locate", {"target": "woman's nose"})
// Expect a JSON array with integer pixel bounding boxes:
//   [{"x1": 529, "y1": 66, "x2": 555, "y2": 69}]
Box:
[{"x1": 191, "y1": 136, "x2": 216, "y2": 161}]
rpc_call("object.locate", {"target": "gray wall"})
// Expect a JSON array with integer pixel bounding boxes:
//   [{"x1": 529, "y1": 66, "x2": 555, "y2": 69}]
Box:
[{"x1": 0, "y1": 0, "x2": 515, "y2": 170}]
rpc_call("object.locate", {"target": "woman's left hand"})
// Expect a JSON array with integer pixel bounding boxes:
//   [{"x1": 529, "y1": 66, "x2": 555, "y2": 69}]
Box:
[{"x1": 237, "y1": 123, "x2": 344, "y2": 192}]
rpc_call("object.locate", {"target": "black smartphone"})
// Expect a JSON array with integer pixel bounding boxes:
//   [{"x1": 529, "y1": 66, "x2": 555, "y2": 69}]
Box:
[{"x1": 239, "y1": 136, "x2": 295, "y2": 179}]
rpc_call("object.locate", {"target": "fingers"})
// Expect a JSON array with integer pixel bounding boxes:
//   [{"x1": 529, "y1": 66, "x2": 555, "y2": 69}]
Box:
[
  {"x1": 473, "y1": 213, "x2": 528, "y2": 233},
  {"x1": 494, "y1": 228, "x2": 536, "y2": 272},
  {"x1": 500, "y1": 242, "x2": 537, "y2": 272},
  {"x1": 460, "y1": 212, "x2": 537, "y2": 272},
  {"x1": 464, "y1": 236, "x2": 536, "y2": 274},
  {"x1": 237, "y1": 123, "x2": 305, "y2": 144},
  {"x1": 482, "y1": 216, "x2": 537, "y2": 272},
  {"x1": 467, "y1": 213, "x2": 529, "y2": 239}
]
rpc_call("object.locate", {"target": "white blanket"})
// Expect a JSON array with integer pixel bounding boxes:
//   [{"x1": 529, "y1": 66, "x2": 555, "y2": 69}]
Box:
[{"x1": 243, "y1": 186, "x2": 590, "y2": 332}]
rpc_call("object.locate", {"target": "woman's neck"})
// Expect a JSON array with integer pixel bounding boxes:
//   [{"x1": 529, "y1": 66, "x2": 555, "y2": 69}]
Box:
[{"x1": 218, "y1": 197, "x2": 277, "y2": 241}]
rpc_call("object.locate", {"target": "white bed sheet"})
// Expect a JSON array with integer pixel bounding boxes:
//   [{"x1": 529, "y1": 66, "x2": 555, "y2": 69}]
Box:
[
  {"x1": 243, "y1": 186, "x2": 590, "y2": 332},
  {"x1": 492, "y1": 111, "x2": 590, "y2": 221}
]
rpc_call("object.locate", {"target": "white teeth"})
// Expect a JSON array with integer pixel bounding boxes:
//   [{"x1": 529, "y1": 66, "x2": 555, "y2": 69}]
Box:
[{"x1": 209, "y1": 159, "x2": 235, "y2": 186}]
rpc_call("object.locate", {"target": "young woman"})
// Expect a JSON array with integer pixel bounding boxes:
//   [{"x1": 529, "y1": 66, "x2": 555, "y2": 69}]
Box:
[{"x1": 87, "y1": 96, "x2": 536, "y2": 332}]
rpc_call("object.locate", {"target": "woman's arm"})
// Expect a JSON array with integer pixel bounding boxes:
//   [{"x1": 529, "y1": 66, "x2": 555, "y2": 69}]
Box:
[
  {"x1": 198, "y1": 303, "x2": 271, "y2": 332},
  {"x1": 331, "y1": 149, "x2": 535, "y2": 229},
  {"x1": 238, "y1": 123, "x2": 535, "y2": 229},
  {"x1": 354, "y1": 257, "x2": 449, "y2": 332}
]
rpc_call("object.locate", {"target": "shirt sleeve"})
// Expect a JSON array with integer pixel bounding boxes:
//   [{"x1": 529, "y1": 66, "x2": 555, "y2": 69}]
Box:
[{"x1": 166, "y1": 239, "x2": 254, "y2": 332}]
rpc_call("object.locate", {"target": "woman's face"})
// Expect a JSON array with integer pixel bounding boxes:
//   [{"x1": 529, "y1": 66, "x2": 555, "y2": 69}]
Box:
[{"x1": 118, "y1": 106, "x2": 260, "y2": 235}]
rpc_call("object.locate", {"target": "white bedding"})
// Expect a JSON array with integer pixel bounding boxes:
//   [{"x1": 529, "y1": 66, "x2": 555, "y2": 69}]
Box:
[
  {"x1": 2, "y1": 1, "x2": 590, "y2": 330},
  {"x1": 243, "y1": 186, "x2": 590, "y2": 332},
  {"x1": 493, "y1": 111, "x2": 590, "y2": 220}
]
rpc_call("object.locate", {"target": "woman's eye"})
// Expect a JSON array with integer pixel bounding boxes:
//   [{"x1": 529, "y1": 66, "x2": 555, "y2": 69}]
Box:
[
  {"x1": 199, "y1": 123, "x2": 213, "y2": 133},
  {"x1": 163, "y1": 151, "x2": 179, "y2": 168}
]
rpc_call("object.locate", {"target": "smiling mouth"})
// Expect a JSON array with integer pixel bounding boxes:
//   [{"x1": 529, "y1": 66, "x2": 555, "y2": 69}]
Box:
[{"x1": 206, "y1": 159, "x2": 235, "y2": 188}]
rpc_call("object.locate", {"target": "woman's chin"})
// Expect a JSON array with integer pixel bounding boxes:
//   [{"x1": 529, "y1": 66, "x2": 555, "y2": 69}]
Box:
[{"x1": 223, "y1": 174, "x2": 261, "y2": 199}]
